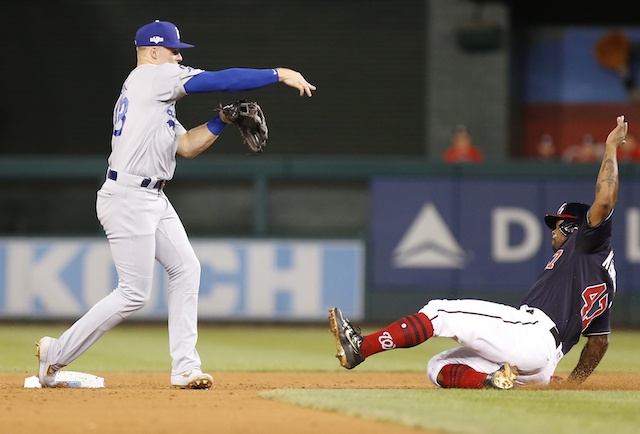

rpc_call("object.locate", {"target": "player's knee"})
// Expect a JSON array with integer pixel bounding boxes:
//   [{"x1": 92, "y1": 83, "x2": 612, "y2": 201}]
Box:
[
  {"x1": 426, "y1": 356, "x2": 446, "y2": 386},
  {"x1": 117, "y1": 279, "x2": 153, "y2": 308},
  {"x1": 126, "y1": 290, "x2": 151, "y2": 308},
  {"x1": 130, "y1": 293, "x2": 151, "y2": 307},
  {"x1": 187, "y1": 256, "x2": 201, "y2": 277},
  {"x1": 418, "y1": 299, "x2": 445, "y2": 319},
  {"x1": 166, "y1": 256, "x2": 201, "y2": 291}
]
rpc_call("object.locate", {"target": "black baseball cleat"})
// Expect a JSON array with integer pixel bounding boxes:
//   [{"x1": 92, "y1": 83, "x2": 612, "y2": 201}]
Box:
[
  {"x1": 484, "y1": 363, "x2": 518, "y2": 389},
  {"x1": 328, "y1": 307, "x2": 365, "y2": 369}
]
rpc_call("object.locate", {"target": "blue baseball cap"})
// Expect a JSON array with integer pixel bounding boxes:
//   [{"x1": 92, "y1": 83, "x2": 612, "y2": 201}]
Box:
[{"x1": 135, "y1": 20, "x2": 194, "y2": 48}]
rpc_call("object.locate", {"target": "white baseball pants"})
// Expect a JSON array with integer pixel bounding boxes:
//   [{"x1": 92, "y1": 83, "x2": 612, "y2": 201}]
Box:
[
  {"x1": 47, "y1": 171, "x2": 202, "y2": 376},
  {"x1": 420, "y1": 299, "x2": 563, "y2": 386}
]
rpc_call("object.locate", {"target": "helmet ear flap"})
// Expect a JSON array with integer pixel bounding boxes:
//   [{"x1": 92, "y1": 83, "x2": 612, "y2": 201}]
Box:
[{"x1": 559, "y1": 220, "x2": 578, "y2": 236}]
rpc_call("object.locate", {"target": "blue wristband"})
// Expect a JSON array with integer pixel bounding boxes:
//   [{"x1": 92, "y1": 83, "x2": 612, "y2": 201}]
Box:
[{"x1": 207, "y1": 115, "x2": 227, "y2": 136}]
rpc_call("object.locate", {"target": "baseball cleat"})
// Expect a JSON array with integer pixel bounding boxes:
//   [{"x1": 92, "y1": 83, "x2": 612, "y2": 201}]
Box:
[
  {"x1": 485, "y1": 363, "x2": 518, "y2": 390},
  {"x1": 36, "y1": 336, "x2": 60, "y2": 387},
  {"x1": 328, "y1": 307, "x2": 365, "y2": 369},
  {"x1": 171, "y1": 369, "x2": 214, "y2": 389}
]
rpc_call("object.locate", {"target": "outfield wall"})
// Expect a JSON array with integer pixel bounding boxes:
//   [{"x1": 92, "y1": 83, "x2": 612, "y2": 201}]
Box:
[
  {"x1": 0, "y1": 158, "x2": 639, "y2": 325},
  {"x1": 0, "y1": 238, "x2": 364, "y2": 322}
]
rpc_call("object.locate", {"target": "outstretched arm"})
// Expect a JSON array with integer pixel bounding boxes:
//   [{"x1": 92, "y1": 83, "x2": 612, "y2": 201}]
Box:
[
  {"x1": 567, "y1": 335, "x2": 609, "y2": 384},
  {"x1": 183, "y1": 67, "x2": 316, "y2": 96},
  {"x1": 589, "y1": 115, "x2": 627, "y2": 226}
]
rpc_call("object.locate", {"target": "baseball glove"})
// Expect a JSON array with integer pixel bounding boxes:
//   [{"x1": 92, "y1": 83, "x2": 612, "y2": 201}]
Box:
[{"x1": 218, "y1": 100, "x2": 268, "y2": 154}]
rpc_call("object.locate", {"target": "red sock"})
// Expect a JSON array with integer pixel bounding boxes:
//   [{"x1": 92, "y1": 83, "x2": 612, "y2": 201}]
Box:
[
  {"x1": 438, "y1": 364, "x2": 487, "y2": 389},
  {"x1": 360, "y1": 312, "x2": 433, "y2": 358}
]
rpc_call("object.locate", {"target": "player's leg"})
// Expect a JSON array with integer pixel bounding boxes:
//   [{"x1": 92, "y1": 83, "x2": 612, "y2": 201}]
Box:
[
  {"x1": 331, "y1": 299, "x2": 520, "y2": 368},
  {"x1": 329, "y1": 307, "x2": 434, "y2": 369},
  {"x1": 330, "y1": 299, "x2": 555, "y2": 379},
  {"x1": 37, "y1": 184, "x2": 159, "y2": 386},
  {"x1": 427, "y1": 347, "x2": 516, "y2": 389},
  {"x1": 419, "y1": 299, "x2": 554, "y2": 372},
  {"x1": 359, "y1": 312, "x2": 433, "y2": 356},
  {"x1": 154, "y1": 200, "x2": 212, "y2": 389},
  {"x1": 47, "y1": 233, "x2": 157, "y2": 362}
]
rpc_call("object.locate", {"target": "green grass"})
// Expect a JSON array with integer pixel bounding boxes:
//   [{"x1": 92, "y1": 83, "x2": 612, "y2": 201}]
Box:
[
  {"x1": 3, "y1": 323, "x2": 640, "y2": 434},
  {"x1": 260, "y1": 389, "x2": 640, "y2": 434},
  {"x1": 3, "y1": 323, "x2": 638, "y2": 374},
  {"x1": 0, "y1": 322, "x2": 465, "y2": 373},
  {"x1": 0, "y1": 323, "x2": 344, "y2": 373}
]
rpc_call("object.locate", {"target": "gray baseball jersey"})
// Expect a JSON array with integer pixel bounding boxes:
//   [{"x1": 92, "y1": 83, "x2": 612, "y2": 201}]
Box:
[{"x1": 110, "y1": 63, "x2": 203, "y2": 179}]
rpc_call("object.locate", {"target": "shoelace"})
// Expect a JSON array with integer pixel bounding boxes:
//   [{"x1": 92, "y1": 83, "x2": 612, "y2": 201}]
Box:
[{"x1": 344, "y1": 322, "x2": 363, "y2": 351}]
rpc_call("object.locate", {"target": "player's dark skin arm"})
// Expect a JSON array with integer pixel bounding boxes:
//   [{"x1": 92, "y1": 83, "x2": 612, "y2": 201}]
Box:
[
  {"x1": 567, "y1": 116, "x2": 626, "y2": 385},
  {"x1": 567, "y1": 335, "x2": 609, "y2": 383},
  {"x1": 588, "y1": 115, "x2": 627, "y2": 226}
]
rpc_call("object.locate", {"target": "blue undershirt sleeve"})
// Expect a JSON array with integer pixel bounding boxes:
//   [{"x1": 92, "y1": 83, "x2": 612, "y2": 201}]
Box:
[{"x1": 184, "y1": 68, "x2": 279, "y2": 93}]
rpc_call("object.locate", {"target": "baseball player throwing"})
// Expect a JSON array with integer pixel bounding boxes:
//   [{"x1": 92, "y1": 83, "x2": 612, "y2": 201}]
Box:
[
  {"x1": 36, "y1": 20, "x2": 315, "y2": 388},
  {"x1": 330, "y1": 115, "x2": 627, "y2": 389}
]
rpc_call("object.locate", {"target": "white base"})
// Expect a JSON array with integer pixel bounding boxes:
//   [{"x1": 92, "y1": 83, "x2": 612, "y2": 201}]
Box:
[{"x1": 24, "y1": 371, "x2": 105, "y2": 388}]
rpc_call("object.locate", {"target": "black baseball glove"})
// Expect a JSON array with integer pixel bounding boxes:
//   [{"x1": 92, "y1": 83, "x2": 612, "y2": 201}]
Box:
[{"x1": 217, "y1": 100, "x2": 268, "y2": 154}]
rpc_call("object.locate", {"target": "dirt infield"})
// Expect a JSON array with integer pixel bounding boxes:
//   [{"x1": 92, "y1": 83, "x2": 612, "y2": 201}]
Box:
[{"x1": 2, "y1": 371, "x2": 639, "y2": 434}]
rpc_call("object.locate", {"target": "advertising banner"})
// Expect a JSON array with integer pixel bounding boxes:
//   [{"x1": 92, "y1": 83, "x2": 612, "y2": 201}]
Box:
[
  {"x1": 371, "y1": 177, "x2": 640, "y2": 292},
  {"x1": 0, "y1": 239, "x2": 364, "y2": 321}
]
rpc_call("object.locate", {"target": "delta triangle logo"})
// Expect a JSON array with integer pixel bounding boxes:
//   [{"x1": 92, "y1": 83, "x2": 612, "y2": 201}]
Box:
[{"x1": 393, "y1": 202, "x2": 466, "y2": 268}]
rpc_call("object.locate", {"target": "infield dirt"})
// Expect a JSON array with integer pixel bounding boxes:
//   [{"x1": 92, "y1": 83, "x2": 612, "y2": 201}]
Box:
[{"x1": 2, "y1": 371, "x2": 638, "y2": 434}]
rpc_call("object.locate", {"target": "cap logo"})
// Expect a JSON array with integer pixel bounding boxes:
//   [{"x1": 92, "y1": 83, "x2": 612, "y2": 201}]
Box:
[
  {"x1": 149, "y1": 35, "x2": 164, "y2": 44},
  {"x1": 175, "y1": 26, "x2": 181, "y2": 40}
]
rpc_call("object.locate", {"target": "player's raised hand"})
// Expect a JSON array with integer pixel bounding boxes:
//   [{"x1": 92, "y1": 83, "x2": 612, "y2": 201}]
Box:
[
  {"x1": 276, "y1": 67, "x2": 316, "y2": 97},
  {"x1": 606, "y1": 115, "x2": 628, "y2": 149}
]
